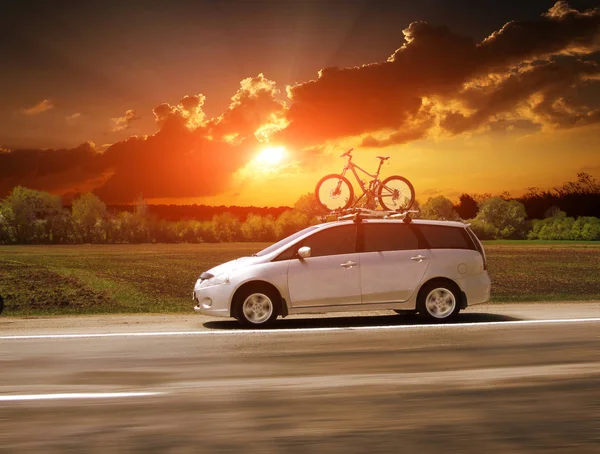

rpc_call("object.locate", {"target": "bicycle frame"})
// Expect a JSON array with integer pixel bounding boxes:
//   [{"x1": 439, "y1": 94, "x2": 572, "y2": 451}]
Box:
[{"x1": 338, "y1": 155, "x2": 386, "y2": 204}]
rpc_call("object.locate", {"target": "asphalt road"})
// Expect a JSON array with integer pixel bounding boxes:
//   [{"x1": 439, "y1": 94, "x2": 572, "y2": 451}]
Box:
[{"x1": 1, "y1": 303, "x2": 599, "y2": 453}]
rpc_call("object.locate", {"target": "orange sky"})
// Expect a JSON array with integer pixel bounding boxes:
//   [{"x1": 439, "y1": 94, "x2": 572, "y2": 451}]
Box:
[{"x1": 1, "y1": 1, "x2": 599, "y2": 206}]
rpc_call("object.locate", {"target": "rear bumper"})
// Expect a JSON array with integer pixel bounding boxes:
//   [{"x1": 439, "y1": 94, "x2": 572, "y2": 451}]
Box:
[{"x1": 457, "y1": 272, "x2": 491, "y2": 307}]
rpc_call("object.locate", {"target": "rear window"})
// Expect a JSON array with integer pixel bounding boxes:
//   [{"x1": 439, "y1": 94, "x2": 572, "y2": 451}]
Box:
[
  {"x1": 417, "y1": 225, "x2": 475, "y2": 250},
  {"x1": 362, "y1": 223, "x2": 419, "y2": 252}
]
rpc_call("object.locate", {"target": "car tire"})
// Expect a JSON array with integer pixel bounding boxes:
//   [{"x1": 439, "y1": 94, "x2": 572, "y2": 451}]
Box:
[
  {"x1": 233, "y1": 285, "x2": 279, "y2": 328},
  {"x1": 417, "y1": 281, "x2": 460, "y2": 323}
]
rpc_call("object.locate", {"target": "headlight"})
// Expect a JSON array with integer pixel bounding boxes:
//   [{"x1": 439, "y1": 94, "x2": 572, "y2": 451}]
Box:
[{"x1": 199, "y1": 273, "x2": 230, "y2": 287}]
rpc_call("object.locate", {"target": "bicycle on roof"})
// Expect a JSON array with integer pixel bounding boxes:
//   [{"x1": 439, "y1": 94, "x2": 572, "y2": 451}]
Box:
[{"x1": 315, "y1": 148, "x2": 415, "y2": 212}]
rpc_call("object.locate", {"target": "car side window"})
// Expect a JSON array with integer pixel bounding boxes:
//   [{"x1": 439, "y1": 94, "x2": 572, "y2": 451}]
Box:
[
  {"x1": 362, "y1": 223, "x2": 419, "y2": 252},
  {"x1": 417, "y1": 225, "x2": 475, "y2": 250},
  {"x1": 300, "y1": 225, "x2": 357, "y2": 257}
]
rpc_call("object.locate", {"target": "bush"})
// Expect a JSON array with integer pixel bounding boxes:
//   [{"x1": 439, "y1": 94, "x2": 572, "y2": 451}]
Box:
[{"x1": 529, "y1": 216, "x2": 600, "y2": 240}]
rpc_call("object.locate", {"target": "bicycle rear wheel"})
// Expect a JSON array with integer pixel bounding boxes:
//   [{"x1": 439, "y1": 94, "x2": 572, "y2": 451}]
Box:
[
  {"x1": 315, "y1": 174, "x2": 354, "y2": 211},
  {"x1": 377, "y1": 175, "x2": 415, "y2": 211}
]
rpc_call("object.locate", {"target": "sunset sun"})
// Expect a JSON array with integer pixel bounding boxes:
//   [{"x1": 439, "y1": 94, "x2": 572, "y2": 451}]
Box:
[{"x1": 255, "y1": 146, "x2": 286, "y2": 168}]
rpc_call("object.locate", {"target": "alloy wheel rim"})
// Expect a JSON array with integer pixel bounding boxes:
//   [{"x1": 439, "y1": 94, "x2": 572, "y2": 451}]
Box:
[
  {"x1": 425, "y1": 288, "x2": 456, "y2": 319},
  {"x1": 242, "y1": 293, "x2": 274, "y2": 324}
]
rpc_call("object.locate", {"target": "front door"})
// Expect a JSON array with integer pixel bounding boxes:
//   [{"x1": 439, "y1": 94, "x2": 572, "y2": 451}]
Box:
[{"x1": 288, "y1": 224, "x2": 361, "y2": 307}]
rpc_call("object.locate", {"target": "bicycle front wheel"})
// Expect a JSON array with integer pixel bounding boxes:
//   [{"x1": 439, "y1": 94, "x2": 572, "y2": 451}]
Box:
[
  {"x1": 315, "y1": 174, "x2": 354, "y2": 211},
  {"x1": 377, "y1": 175, "x2": 415, "y2": 211}
]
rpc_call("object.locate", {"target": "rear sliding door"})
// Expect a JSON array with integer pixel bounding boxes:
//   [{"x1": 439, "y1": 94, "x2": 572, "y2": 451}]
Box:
[{"x1": 359, "y1": 223, "x2": 429, "y2": 304}]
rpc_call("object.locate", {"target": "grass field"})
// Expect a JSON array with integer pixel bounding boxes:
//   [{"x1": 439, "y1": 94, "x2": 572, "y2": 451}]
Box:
[{"x1": 1, "y1": 242, "x2": 599, "y2": 316}]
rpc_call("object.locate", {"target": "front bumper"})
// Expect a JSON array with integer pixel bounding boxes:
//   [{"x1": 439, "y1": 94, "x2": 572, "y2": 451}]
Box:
[{"x1": 192, "y1": 279, "x2": 233, "y2": 317}]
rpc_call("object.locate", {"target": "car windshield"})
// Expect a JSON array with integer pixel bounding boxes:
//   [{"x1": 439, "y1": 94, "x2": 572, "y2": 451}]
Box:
[{"x1": 253, "y1": 225, "x2": 321, "y2": 257}]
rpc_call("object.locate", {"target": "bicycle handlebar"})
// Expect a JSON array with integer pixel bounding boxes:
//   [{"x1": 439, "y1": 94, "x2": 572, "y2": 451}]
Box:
[{"x1": 340, "y1": 148, "x2": 354, "y2": 158}]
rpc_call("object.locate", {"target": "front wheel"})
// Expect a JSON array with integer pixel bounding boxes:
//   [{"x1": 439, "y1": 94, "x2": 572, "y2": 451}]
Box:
[
  {"x1": 315, "y1": 174, "x2": 354, "y2": 212},
  {"x1": 233, "y1": 285, "x2": 279, "y2": 328},
  {"x1": 377, "y1": 176, "x2": 415, "y2": 211}
]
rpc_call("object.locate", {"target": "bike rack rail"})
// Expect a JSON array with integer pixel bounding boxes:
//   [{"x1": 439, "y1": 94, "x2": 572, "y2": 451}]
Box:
[{"x1": 320, "y1": 207, "x2": 420, "y2": 224}]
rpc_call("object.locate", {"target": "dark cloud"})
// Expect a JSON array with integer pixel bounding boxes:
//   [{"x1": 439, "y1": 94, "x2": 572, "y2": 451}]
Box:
[
  {"x1": 0, "y1": 142, "x2": 107, "y2": 196},
  {"x1": 282, "y1": 1, "x2": 600, "y2": 147},
  {"x1": 478, "y1": 1, "x2": 600, "y2": 71},
  {"x1": 441, "y1": 57, "x2": 600, "y2": 134}
]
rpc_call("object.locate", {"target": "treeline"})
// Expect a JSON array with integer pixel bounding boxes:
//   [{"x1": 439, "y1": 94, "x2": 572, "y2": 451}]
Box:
[
  {"x1": 0, "y1": 173, "x2": 599, "y2": 244},
  {"x1": 0, "y1": 187, "x2": 314, "y2": 245},
  {"x1": 453, "y1": 172, "x2": 600, "y2": 220},
  {"x1": 420, "y1": 173, "x2": 600, "y2": 240}
]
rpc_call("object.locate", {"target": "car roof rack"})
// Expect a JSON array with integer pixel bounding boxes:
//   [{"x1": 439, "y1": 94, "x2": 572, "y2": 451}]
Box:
[{"x1": 320, "y1": 208, "x2": 420, "y2": 224}]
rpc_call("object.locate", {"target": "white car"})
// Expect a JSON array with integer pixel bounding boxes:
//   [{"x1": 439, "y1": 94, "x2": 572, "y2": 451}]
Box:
[{"x1": 193, "y1": 215, "x2": 491, "y2": 327}]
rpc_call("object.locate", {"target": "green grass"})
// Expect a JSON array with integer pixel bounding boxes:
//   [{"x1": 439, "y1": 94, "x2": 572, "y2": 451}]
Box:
[{"x1": 0, "y1": 242, "x2": 598, "y2": 315}]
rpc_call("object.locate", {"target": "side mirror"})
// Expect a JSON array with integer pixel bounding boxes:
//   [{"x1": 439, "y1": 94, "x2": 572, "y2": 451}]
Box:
[{"x1": 297, "y1": 246, "x2": 311, "y2": 259}]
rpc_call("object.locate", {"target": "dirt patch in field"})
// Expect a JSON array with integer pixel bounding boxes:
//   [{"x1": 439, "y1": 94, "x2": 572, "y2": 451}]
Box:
[
  {"x1": 486, "y1": 246, "x2": 600, "y2": 301},
  {"x1": 0, "y1": 260, "x2": 117, "y2": 315}
]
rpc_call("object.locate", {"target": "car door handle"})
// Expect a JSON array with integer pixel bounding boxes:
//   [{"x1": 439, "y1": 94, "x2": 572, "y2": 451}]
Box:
[
  {"x1": 340, "y1": 261, "x2": 357, "y2": 268},
  {"x1": 410, "y1": 255, "x2": 427, "y2": 261}
]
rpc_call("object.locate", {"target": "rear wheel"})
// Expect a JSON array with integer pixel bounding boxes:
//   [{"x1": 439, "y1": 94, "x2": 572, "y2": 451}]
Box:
[
  {"x1": 417, "y1": 281, "x2": 460, "y2": 323},
  {"x1": 377, "y1": 175, "x2": 415, "y2": 211},
  {"x1": 233, "y1": 285, "x2": 279, "y2": 328},
  {"x1": 315, "y1": 174, "x2": 354, "y2": 212}
]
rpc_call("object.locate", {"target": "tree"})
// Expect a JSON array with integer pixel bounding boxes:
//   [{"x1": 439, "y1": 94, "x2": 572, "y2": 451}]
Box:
[
  {"x1": 275, "y1": 210, "x2": 309, "y2": 240},
  {"x1": 71, "y1": 193, "x2": 107, "y2": 242},
  {"x1": 293, "y1": 193, "x2": 327, "y2": 220},
  {"x1": 241, "y1": 214, "x2": 276, "y2": 241},
  {"x1": 471, "y1": 197, "x2": 528, "y2": 239},
  {"x1": 454, "y1": 193, "x2": 479, "y2": 220},
  {"x1": 420, "y1": 196, "x2": 460, "y2": 221},
  {"x1": 0, "y1": 186, "x2": 62, "y2": 243},
  {"x1": 212, "y1": 213, "x2": 242, "y2": 242},
  {"x1": 544, "y1": 206, "x2": 566, "y2": 219}
]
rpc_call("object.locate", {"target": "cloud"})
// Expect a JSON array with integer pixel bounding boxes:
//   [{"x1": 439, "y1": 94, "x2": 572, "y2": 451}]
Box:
[
  {"x1": 441, "y1": 57, "x2": 600, "y2": 134},
  {"x1": 0, "y1": 142, "x2": 108, "y2": 197},
  {"x1": 22, "y1": 99, "x2": 54, "y2": 116},
  {"x1": 110, "y1": 109, "x2": 140, "y2": 132},
  {"x1": 3, "y1": 2, "x2": 600, "y2": 203},
  {"x1": 478, "y1": 1, "x2": 600, "y2": 70},
  {"x1": 153, "y1": 94, "x2": 206, "y2": 130},
  {"x1": 208, "y1": 74, "x2": 287, "y2": 144},
  {"x1": 94, "y1": 120, "x2": 253, "y2": 203},
  {"x1": 280, "y1": 1, "x2": 600, "y2": 148},
  {"x1": 66, "y1": 113, "x2": 82, "y2": 124}
]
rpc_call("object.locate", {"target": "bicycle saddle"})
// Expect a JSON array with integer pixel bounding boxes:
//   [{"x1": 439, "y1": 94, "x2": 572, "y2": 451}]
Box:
[{"x1": 376, "y1": 156, "x2": 390, "y2": 161}]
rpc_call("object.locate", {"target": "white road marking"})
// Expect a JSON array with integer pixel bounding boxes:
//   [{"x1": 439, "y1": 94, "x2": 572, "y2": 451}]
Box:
[
  {"x1": 0, "y1": 392, "x2": 163, "y2": 402},
  {"x1": 4, "y1": 363, "x2": 597, "y2": 402},
  {"x1": 1, "y1": 317, "x2": 599, "y2": 340}
]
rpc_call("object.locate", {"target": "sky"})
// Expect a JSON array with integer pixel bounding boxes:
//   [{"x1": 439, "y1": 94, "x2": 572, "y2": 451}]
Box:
[{"x1": 1, "y1": 0, "x2": 599, "y2": 206}]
